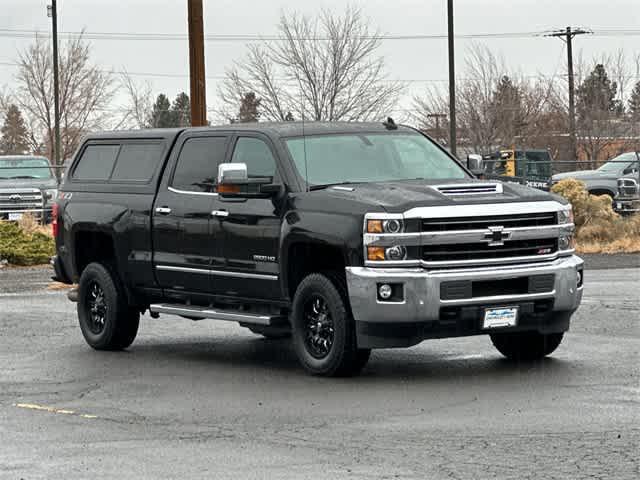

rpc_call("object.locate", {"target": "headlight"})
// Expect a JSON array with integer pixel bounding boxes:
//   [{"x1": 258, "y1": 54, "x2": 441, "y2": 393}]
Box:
[
  {"x1": 366, "y1": 218, "x2": 404, "y2": 233},
  {"x1": 557, "y1": 206, "x2": 573, "y2": 224},
  {"x1": 367, "y1": 245, "x2": 407, "y2": 261},
  {"x1": 44, "y1": 189, "x2": 58, "y2": 201}
]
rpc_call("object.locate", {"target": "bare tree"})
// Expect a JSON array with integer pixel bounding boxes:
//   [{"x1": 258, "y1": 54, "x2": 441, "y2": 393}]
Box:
[
  {"x1": 14, "y1": 34, "x2": 115, "y2": 165},
  {"x1": 413, "y1": 44, "x2": 557, "y2": 155},
  {"x1": 218, "y1": 7, "x2": 404, "y2": 122},
  {"x1": 118, "y1": 71, "x2": 153, "y2": 129}
]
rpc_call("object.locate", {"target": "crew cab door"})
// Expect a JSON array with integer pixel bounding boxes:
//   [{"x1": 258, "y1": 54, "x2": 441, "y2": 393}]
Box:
[
  {"x1": 211, "y1": 134, "x2": 282, "y2": 300},
  {"x1": 152, "y1": 133, "x2": 230, "y2": 295}
]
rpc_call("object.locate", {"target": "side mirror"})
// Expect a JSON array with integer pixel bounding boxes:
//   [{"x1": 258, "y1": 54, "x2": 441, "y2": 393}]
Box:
[
  {"x1": 466, "y1": 154, "x2": 485, "y2": 176},
  {"x1": 216, "y1": 163, "x2": 279, "y2": 198}
]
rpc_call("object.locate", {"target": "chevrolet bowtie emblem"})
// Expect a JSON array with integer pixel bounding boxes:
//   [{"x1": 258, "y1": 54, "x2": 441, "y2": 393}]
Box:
[{"x1": 484, "y1": 226, "x2": 511, "y2": 246}]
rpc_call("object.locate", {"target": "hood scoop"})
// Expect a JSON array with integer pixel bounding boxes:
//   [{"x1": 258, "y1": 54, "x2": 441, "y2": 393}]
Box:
[{"x1": 432, "y1": 183, "x2": 503, "y2": 196}]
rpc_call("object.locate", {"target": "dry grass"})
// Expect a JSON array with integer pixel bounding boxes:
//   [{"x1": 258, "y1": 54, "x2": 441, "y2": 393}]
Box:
[
  {"x1": 17, "y1": 213, "x2": 52, "y2": 237},
  {"x1": 552, "y1": 179, "x2": 640, "y2": 254}
]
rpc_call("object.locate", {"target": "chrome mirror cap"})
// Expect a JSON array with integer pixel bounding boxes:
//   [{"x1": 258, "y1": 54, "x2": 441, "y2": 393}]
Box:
[{"x1": 218, "y1": 163, "x2": 248, "y2": 184}]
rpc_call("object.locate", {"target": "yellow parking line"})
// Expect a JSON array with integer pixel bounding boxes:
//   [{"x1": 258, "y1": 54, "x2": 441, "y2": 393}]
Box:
[{"x1": 14, "y1": 403, "x2": 97, "y2": 419}]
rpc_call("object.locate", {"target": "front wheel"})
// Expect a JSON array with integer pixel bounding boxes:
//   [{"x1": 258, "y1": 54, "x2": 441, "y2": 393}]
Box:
[
  {"x1": 291, "y1": 273, "x2": 370, "y2": 377},
  {"x1": 77, "y1": 262, "x2": 140, "y2": 350},
  {"x1": 490, "y1": 331, "x2": 564, "y2": 361}
]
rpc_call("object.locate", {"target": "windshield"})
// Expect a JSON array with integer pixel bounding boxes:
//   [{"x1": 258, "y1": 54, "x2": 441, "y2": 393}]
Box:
[
  {"x1": 0, "y1": 157, "x2": 53, "y2": 179},
  {"x1": 285, "y1": 133, "x2": 468, "y2": 186},
  {"x1": 597, "y1": 153, "x2": 638, "y2": 173}
]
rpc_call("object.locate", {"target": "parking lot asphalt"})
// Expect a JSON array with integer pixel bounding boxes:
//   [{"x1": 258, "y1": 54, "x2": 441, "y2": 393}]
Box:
[{"x1": 0, "y1": 258, "x2": 638, "y2": 479}]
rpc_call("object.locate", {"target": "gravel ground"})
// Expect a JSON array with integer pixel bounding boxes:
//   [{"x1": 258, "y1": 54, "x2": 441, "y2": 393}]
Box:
[{"x1": 0, "y1": 261, "x2": 638, "y2": 479}]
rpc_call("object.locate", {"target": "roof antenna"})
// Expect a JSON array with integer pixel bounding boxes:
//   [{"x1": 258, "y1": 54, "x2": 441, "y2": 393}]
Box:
[{"x1": 383, "y1": 117, "x2": 398, "y2": 130}]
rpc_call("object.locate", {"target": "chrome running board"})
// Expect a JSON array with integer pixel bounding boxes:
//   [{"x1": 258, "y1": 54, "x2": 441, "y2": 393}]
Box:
[{"x1": 149, "y1": 303, "x2": 285, "y2": 326}]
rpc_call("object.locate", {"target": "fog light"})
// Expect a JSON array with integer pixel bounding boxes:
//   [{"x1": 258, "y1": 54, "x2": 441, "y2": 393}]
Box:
[
  {"x1": 378, "y1": 284, "x2": 393, "y2": 300},
  {"x1": 385, "y1": 245, "x2": 406, "y2": 260}
]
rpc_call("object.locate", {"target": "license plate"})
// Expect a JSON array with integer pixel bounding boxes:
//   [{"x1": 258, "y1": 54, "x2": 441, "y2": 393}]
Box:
[
  {"x1": 483, "y1": 307, "x2": 518, "y2": 329},
  {"x1": 8, "y1": 213, "x2": 23, "y2": 221}
]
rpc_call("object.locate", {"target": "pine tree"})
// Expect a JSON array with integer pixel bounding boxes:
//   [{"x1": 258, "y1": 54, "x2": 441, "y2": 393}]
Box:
[
  {"x1": 237, "y1": 92, "x2": 261, "y2": 123},
  {"x1": 629, "y1": 81, "x2": 640, "y2": 119},
  {"x1": 147, "y1": 94, "x2": 173, "y2": 128},
  {"x1": 576, "y1": 64, "x2": 622, "y2": 120},
  {"x1": 171, "y1": 92, "x2": 191, "y2": 127},
  {"x1": 492, "y1": 75, "x2": 523, "y2": 144},
  {"x1": 0, "y1": 104, "x2": 30, "y2": 155}
]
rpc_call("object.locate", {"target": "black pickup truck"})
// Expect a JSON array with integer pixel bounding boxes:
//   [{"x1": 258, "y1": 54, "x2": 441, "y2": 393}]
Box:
[{"x1": 52, "y1": 122, "x2": 584, "y2": 376}]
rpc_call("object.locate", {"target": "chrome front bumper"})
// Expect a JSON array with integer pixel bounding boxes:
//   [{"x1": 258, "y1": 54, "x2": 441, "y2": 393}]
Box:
[{"x1": 346, "y1": 255, "x2": 584, "y2": 324}]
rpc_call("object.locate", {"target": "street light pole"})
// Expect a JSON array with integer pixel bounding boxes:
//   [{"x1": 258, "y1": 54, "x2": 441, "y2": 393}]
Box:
[
  {"x1": 447, "y1": 0, "x2": 457, "y2": 157},
  {"x1": 48, "y1": 1, "x2": 61, "y2": 172}
]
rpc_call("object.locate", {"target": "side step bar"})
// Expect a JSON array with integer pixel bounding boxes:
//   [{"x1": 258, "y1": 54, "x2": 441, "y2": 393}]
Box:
[{"x1": 149, "y1": 304, "x2": 286, "y2": 326}]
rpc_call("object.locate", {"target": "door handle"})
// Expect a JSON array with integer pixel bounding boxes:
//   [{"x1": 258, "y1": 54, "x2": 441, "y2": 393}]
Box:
[
  {"x1": 211, "y1": 209, "x2": 229, "y2": 217},
  {"x1": 155, "y1": 207, "x2": 172, "y2": 215}
]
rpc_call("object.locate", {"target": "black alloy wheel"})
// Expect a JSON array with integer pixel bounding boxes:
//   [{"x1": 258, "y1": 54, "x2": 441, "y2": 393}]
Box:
[{"x1": 303, "y1": 295, "x2": 335, "y2": 359}]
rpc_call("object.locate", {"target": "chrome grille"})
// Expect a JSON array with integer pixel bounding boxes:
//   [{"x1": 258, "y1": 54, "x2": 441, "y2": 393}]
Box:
[
  {"x1": 617, "y1": 178, "x2": 639, "y2": 198},
  {"x1": 422, "y1": 212, "x2": 557, "y2": 232},
  {"x1": 423, "y1": 239, "x2": 558, "y2": 262},
  {"x1": 0, "y1": 188, "x2": 44, "y2": 212}
]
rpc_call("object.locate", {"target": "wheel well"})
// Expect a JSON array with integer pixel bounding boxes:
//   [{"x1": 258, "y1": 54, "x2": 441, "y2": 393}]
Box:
[
  {"x1": 588, "y1": 189, "x2": 614, "y2": 198},
  {"x1": 287, "y1": 243, "x2": 345, "y2": 299},
  {"x1": 74, "y1": 231, "x2": 116, "y2": 278}
]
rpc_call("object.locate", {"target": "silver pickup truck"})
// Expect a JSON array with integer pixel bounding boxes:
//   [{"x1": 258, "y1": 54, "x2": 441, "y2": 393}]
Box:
[
  {"x1": 0, "y1": 155, "x2": 58, "y2": 221},
  {"x1": 551, "y1": 152, "x2": 639, "y2": 199}
]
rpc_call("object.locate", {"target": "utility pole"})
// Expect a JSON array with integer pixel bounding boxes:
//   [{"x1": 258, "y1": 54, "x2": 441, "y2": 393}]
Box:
[
  {"x1": 187, "y1": 0, "x2": 207, "y2": 126},
  {"x1": 427, "y1": 113, "x2": 447, "y2": 145},
  {"x1": 447, "y1": 0, "x2": 457, "y2": 157},
  {"x1": 545, "y1": 27, "x2": 592, "y2": 160},
  {"x1": 48, "y1": 1, "x2": 61, "y2": 173}
]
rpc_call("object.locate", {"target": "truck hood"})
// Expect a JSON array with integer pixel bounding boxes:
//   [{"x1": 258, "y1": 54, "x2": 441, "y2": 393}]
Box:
[
  {"x1": 311, "y1": 178, "x2": 562, "y2": 214},
  {"x1": 0, "y1": 177, "x2": 58, "y2": 190}
]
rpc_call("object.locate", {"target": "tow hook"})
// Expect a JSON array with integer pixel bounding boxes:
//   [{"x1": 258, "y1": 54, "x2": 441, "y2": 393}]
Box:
[{"x1": 67, "y1": 288, "x2": 78, "y2": 303}]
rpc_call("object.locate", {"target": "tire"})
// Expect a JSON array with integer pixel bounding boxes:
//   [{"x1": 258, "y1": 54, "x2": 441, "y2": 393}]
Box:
[
  {"x1": 291, "y1": 272, "x2": 370, "y2": 377},
  {"x1": 77, "y1": 262, "x2": 140, "y2": 351},
  {"x1": 490, "y1": 331, "x2": 564, "y2": 361}
]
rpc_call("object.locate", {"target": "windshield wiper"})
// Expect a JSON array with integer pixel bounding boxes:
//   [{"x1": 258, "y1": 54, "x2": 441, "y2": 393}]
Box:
[
  {"x1": 9, "y1": 175, "x2": 39, "y2": 179},
  {"x1": 309, "y1": 181, "x2": 360, "y2": 191}
]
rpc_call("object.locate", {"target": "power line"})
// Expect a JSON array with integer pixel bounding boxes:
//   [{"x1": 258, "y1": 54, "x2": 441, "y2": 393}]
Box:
[
  {"x1": 4, "y1": 61, "x2": 638, "y2": 83},
  {"x1": 0, "y1": 27, "x2": 637, "y2": 43}
]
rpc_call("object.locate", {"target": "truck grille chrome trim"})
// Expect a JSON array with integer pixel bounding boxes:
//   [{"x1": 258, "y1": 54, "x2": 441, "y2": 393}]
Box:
[{"x1": 364, "y1": 201, "x2": 571, "y2": 268}]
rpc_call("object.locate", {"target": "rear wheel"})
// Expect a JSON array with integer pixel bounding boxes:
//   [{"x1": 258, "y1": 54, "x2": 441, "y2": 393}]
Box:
[
  {"x1": 291, "y1": 273, "x2": 370, "y2": 376},
  {"x1": 77, "y1": 262, "x2": 139, "y2": 350},
  {"x1": 490, "y1": 331, "x2": 564, "y2": 361}
]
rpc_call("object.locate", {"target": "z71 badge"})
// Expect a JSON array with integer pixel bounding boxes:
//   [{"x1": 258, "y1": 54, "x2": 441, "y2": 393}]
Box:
[{"x1": 253, "y1": 254, "x2": 276, "y2": 263}]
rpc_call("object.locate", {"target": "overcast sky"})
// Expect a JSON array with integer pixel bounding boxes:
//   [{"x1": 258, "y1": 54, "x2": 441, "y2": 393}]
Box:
[{"x1": 2, "y1": 0, "x2": 639, "y2": 121}]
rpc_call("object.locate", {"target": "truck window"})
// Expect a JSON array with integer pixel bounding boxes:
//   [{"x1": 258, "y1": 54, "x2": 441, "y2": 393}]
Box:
[
  {"x1": 111, "y1": 142, "x2": 165, "y2": 182},
  {"x1": 73, "y1": 144, "x2": 120, "y2": 180},
  {"x1": 171, "y1": 136, "x2": 228, "y2": 193},
  {"x1": 230, "y1": 137, "x2": 276, "y2": 178}
]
